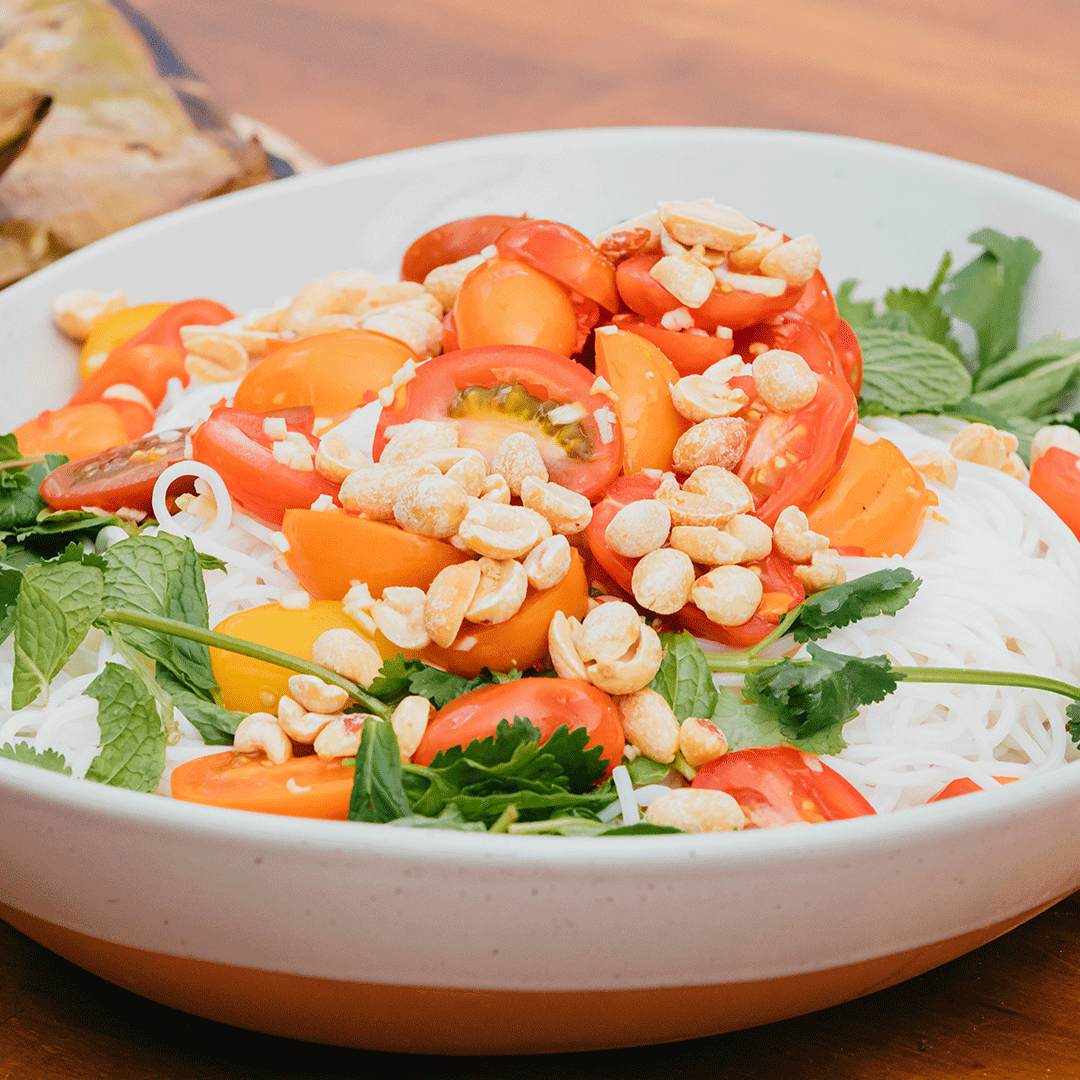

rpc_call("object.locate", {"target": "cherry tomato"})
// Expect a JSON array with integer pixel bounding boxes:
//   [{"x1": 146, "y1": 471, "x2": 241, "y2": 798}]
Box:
[
  {"x1": 734, "y1": 312, "x2": 838, "y2": 377},
  {"x1": 79, "y1": 302, "x2": 171, "y2": 380},
  {"x1": 233, "y1": 329, "x2": 417, "y2": 418},
  {"x1": 422, "y1": 549, "x2": 588, "y2": 677},
  {"x1": 400, "y1": 214, "x2": 528, "y2": 283},
  {"x1": 736, "y1": 371, "x2": 858, "y2": 527},
  {"x1": 609, "y1": 314, "x2": 734, "y2": 376},
  {"x1": 1029, "y1": 446, "x2": 1080, "y2": 539},
  {"x1": 592, "y1": 328, "x2": 690, "y2": 474},
  {"x1": 171, "y1": 751, "x2": 355, "y2": 819},
  {"x1": 927, "y1": 776, "x2": 1017, "y2": 802},
  {"x1": 282, "y1": 508, "x2": 469, "y2": 600},
  {"x1": 373, "y1": 345, "x2": 623, "y2": 501},
  {"x1": 442, "y1": 311, "x2": 460, "y2": 353},
  {"x1": 39, "y1": 428, "x2": 187, "y2": 513},
  {"x1": 211, "y1": 599, "x2": 412, "y2": 714},
  {"x1": 615, "y1": 252, "x2": 800, "y2": 332},
  {"x1": 70, "y1": 299, "x2": 233, "y2": 407},
  {"x1": 806, "y1": 434, "x2": 936, "y2": 557},
  {"x1": 190, "y1": 406, "x2": 338, "y2": 525},
  {"x1": 495, "y1": 219, "x2": 620, "y2": 312},
  {"x1": 413, "y1": 678, "x2": 625, "y2": 777},
  {"x1": 790, "y1": 270, "x2": 840, "y2": 337},
  {"x1": 454, "y1": 257, "x2": 578, "y2": 357},
  {"x1": 14, "y1": 399, "x2": 153, "y2": 461},
  {"x1": 692, "y1": 746, "x2": 876, "y2": 827}
]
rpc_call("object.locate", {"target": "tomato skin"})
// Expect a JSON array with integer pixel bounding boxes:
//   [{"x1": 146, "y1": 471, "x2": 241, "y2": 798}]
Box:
[
  {"x1": 830, "y1": 318, "x2": 863, "y2": 397},
  {"x1": 372, "y1": 345, "x2": 623, "y2": 502},
  {"x1": 413, "y1": 678, "x2": 624, "y2": 777},
  {"x1": 191, "y1": 407, "x2": 338, "y2": 524},
  {"x1": 791, "y1": 270, "x2": 840, "y2": 337},
  {"x1": 400, "y1": 214, "x2": 527, "y2": 283},
  {"x1": 610, "y1": 314, "x2": 734, "y2": 376},
  {"x1": 442, "y1": 311, "x2": 460, "y2": 353},
  {"x1": 171, "y1": 751, "x2": 355, "y2": 819},
  {"x1": 927, "y1": 776, "x2": 1017, "y2": 802},
  {"x1": 1029, "y1": 447, "x2": 1080, "y2": 539},
  {"x1": 693, "y1": 746, "x2": 876, "y2": 827},
  {"x1": 454, "y1": 257, "x2": 578, "y2": 357},
  {"x1": 282, "y1": 508, "x2": 470, "y2": 600},
  {"x1": 39, "y1": 428, "x2": 187, "y2": 513},
  {"x1": 14, "y1": 400, "x2": 153, "y2": 461},
  {"x1": 233, "y1": 329, "x2": 417, "y2": 417},
  {"x1": 593, "y1": 328, "x2": 690, "y2": 474},
  {"x1": 422, "y1": 549, "x2": 588, "y2": 677},
  {"x1": 734, "y1": 312, "x2": 838, "y2": 377},
  {"x1": 806, "y1": 434, "x2": 936, "y2": 557},
  {"x1": 79, "y1": 302, "x2": 172, "y2": 380},
  {"x1": 495, "y1": 219, "x2": 620, "y2": 313}
]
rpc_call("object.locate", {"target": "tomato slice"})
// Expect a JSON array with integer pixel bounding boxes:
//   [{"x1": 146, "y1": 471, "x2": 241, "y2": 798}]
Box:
[
  {"x1": 734, "y1": 312, "x2": 839, "y2": 377},
  {"x1": 190, "y1": 406, "x2": 338, "y2": 525},
  {"x1": 39, "y1": 428, "x2": 188, "y2": 513},
  {"x1": 400, "y1": 214, "x2": 528, "y2": 283},
  {"x1": 610, "y1": 314, "x2": 734, "y2": 376},
  {"x1": 13, "y1": 400, "x2": 154, "y2": 461},
  {"x1": 495, "y1": 219, "x2": 620, "y2": 312},
  {"x1": 736, "y1": 371, "x2": 858, "y2": 527},
  {"x1": 422, "y1": 549, "x2": 588, "y2": 677},
  {"x1": 692, "y1": 746, "x2": 876, "y2": 827},
  {"x1": 413, "y1": 678, "x2": 625, "y2": 777},
  {"x1": 927, "y1": 775, "x2": 1017, "y2": 803},
  {"x1": 1029, "y1": 447, "x2": 1080, "y2": 539},
  {"x1": 372, "y1": 345, "x2": 622, "y2": 501},
  {"x1": 171, "y1": 751, "x2": 355, "y2": 819},
  {"x1": 79, "y1": 302, "x2": 172, "y2": 380},
  {"x1": 616, "y1": 252, "x2": 801, "y2": 332}
]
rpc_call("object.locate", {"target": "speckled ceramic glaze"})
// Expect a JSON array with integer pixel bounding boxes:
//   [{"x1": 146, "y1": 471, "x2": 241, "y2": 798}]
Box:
[{"x1": 1, "y1": 130, "x2": 1079, "y2": 1053}]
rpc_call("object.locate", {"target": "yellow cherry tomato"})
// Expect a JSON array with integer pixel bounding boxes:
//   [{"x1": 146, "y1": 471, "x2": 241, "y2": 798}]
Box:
[
  {"x1": 79, "y1": 303, "x2": 172, "y2": 380},
  {"x1": 211, "y1": 600, "x2": 416, "y2": 714}
]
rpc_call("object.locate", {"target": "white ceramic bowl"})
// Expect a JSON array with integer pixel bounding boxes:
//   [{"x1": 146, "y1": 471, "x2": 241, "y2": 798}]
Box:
[{"x1": 2, "y1": 129, "x2": 1080, "y2": 1055}]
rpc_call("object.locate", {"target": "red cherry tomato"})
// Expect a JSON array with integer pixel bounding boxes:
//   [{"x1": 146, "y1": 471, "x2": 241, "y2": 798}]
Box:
[
  {"x1": 610, "y1": 314, "x2": 734, "y2": 376},
  {"x1": 13, "y1": 399, "x2": 154, "y2": 461},
  {"x1": 790, "y1": 270, "x2": 840, "y2": 337},
  {"x1": 39, "y1": 428, "x2": 188, "y2": 513},
  {"x1": 830, "y1": 319, "x2": 863, "y2": 398},
  {"x1": 442, "y1": 311, "x2": 460, "y2": 353},
  {"x1": 191, "y1": 406, "x2": 338, "y2": 525},
  {"x1": 615, "y1": 252, "x2": 801, "y2": 332},
  {"x1": 495, "y1": 219, "x2": 620, "y2": 313},
  {"x1": 693, "y1": 746, "x2": 876, "y2": 828},
  {"x1": 736, "y1": 371, "x2": 858, "y2": 527},
  {"x1": 372, "y1": 345, "x2": 622, "y2": 502},
  {"x1": 927, "y1": 775, "x2": 1017, "y2": 802},
  {"x1": 1030, "y1": 446, "x2": 1080, "y2": 538},
  {"x1": 734, "y1": 312, "x2": 839, "y2": 377},
  {"x1": 400, "y1": 214, "x2": 528, "y2": 283},
  {"x1": 413, "y1": 679, "x2": 625, "y2": 778}
]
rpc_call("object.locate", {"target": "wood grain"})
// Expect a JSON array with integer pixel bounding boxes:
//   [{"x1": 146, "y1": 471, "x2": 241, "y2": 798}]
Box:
[{"x1": 4, "y1": 0, "x2": 1080, "y2": 1076}]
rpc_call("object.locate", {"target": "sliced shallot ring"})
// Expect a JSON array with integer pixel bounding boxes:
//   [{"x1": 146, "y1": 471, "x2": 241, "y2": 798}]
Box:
[{"x1": 152, "y1": 460, "x2": 234, "y2": 544}]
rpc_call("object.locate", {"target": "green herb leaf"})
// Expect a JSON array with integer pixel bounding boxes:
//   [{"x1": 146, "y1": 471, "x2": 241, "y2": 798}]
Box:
[
  {"x1": 0, "y1": 566, "x2": 22, "y2": 644},
  {"x1": 365, "y1": 653, "x2": 524, "y2": 710},
  {"x1": 966, "y1": 351, "x2": 1080, "y2": 420},
  {"x1": 57, "y1": 541, "x2": 108, "y2": 570},
  {"x1": 648, "y1": 631, "x2": 718, "y2": 722},
  {"x1": 857, "y1": 328, "x2": 972, "y2": 414},
  {"x1": 1066, "y1": 701, "x2": 1080, "y2": 749},
  {"x1": 162, "y1": 537, "x2": 217, "y2": 695},
  {"x1": 11, "y1": 581, "x2": 69, "y2": 709},
  {"x1": 155, "y1": 667, "x2": 243, "y2": 745},
  {"x1": 625, "y1": 755, "x2": 673, "y2": 785},
  {"x1": 0, "y1": 741, "x2": 71, "y2": 774},
  {"x1": 973, "y1": 334, "x2": 1080, "y2": 392},
  {"x1": 0, "y1": 433, "x2": 21, "y2": 461},
  {"x1": 834, "y1": 280, "x2": 877, "y2": 327},
  {"x1": 84, "y1": 662, "x2": 166, "y2": 792},
  {"x1": 790, "y1": 568, "x2": 919, "y2": 643},
  {"x1": 197, "y1": 552, "x2": 229, "y2": 573},
  {"x1": 534, "y1": 722, "x2": 608, "y2": 792},
  {"x1": 23, "y1": 560, "x2": 103, "y2": 663},
  {"x1": 365, "y1": 653, "x2": 425, "y2": 703},
  {"x1": 881, "y1": 251, "x2": 955, "y2": 348},
  {"x1": 712, "y1": 685, "x2": 847, "y2": 755},
  {"x1": 600, "y1": 821, "x2": 683, "y2": 836},
  {"x1": 348, "y1": 717, "x2": 411, "y2": 822},
  {"x1": 385, "y1": 806, "x2": 487, "y2": 831}
]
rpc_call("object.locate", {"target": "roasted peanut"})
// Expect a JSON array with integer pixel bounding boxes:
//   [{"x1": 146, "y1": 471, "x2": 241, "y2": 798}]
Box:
[
  {"x1": 1031, "y1": 424, "x2": 1080, "y2": 464},
  {"x1": 315, "y1": 430, "x2": 371, "y2": 483},
  {"x1": 604, "y1": 499, "x2": 671, "y2": 556},
  {"x1": 457, "y1": 502, "x2": 550, "y2": 559},
  {"x1": 423, "y1": 254, "x2": 485, "y2": 309},
  {"x1": 679, "y1": 717, "x2": 728, "y2": 767},
  {"x1": 1004, "y1": 451, "x2": 1027, "y2": 481},
  {"x1": 909, "y1": 450, "x2": 959, "y2": 488},
  {"x1": 632, "y1": 548, "x2": 694, "y2": 614},
  {"x1": 576, "y1": 601, "x2": 642, "y2": 664},
  {"x1": 287, "y1": 673, "x2": 349, "y2": 715},
  {"x1": 585, "y1": 623, "x2": 664, "y2": 695},
  {"x1": 758, "y1": 234, "x2": 821, "y2": 288},
  {"x1": 669, "y1": 525, "x2": 746, "y2": 566},
  {"x1": 613, "y1": 688, "x2": 680, "y2": 763},
  {"x1": 593, "y1": 209, "x2": 662, "y2": 258},
  {"x1": 691, "y1": 565, "x2": 764, "y2": 626},
  {"x1": 672, "y1": 418, "x2": 747, "y2": 473},
  {"x1": 372, "y1": 586, "x2": 430, "y2": 649},
  {"x1": 234, "y1": 713, "x2": 293, "y2": 764},
  {"x1": 380, "y1": 419, "x2": 459, "y2": 465},
  {"x1": 465, "y1": 557, "x2": 528, "y2": 624},
  {"x1": 682, "y1": 466, "x2": 754, "y2": 515},
  {"x1": 281, "y1": 269, "x2": 381, "y2": 332},
  {"x1": 655, "y1": 477, "x2": 737, "y2": 528},
  {"x1": 548, "y1": 610, "x2": 588, "y2": 681},
  {"x1": 752, "y1": 349, "x2": 818, "y2": 412},
  {"x1": 391, "y1": 695, "x2": 432, "y2": 760},
  {"x1": 522, "y1": 534, "x2": 572, "y2": 589},
  {"x1": 277, "y1": 695, "x2": 332, "y2": 744},
  {"x1": 657, "y1": 199, "x2": 758, "y2": 251},
  {"x1": 419, "y1": 446, "x2": 488, "y2": 496},
  {"x1": 519, "y1": 476, "x2": 592, "y2": 534},
  {"x1": 671, "y1": 375, "x2": 748, "y2": 422},
  {"x1": 724, "y1": 514, "x2": 772, "y2": 561},
  {"x1": 726, "y1": 227, "x2": 784, "y2": 272},
  {"x1": 491, "y1": 432, "x2": 548, "y2": 495},
  {"x1": 950, "y1": 423, "x2": 1018, "y2": 470},
  {"x1": 424, "y1": 561, "x2": 482, "y2": 648},
  {"x1": 394, "y1": 472, "x2": 470, "y2": 538},
  {"x1": 313, "y1": 714, "x2": 366, "y2": 760},
  {"x1": 52, "y1": 288, "x2": 126, "y2": 341},
  {"x1": 772, "y1": 505, "x2": 829, "y2": 563},
  {"x1": 794, "y1": 548, "x2": 846, "y2": 592},
  {"x1": 342, "y1": 580, "x2": 377, "y2": 634},
  {"x1": 362, "y1": 302, "x2": 443, "y2": 359},
  {"x1": 479, "y1": 472, "x2": 511, "y2": 503},
  {"x1": 702, "y1": 355, "x2": 751, "y2": 385},
  {"x1": 649, "y1": 253, "x2": 716, "y2": 308},
  {"x1": 644, "y1": 788, "x2": 745, "y2": 832},
  {"x1": 311, "y1": 628, "x2": 381, "y2": 686},
  {"x1": 339, "y1": 460, "x2": 440, "y2": 520}
]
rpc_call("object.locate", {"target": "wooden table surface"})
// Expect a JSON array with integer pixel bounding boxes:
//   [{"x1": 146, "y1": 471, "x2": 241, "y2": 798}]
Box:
[{"x1": 4, "y1": 1, "x2": 1080, "y2": 1077}]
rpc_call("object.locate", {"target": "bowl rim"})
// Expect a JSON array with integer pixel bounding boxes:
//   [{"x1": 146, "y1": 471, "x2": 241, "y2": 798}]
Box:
[{"x1": 3, "y1": 124, "x2": 1080, "y2": 869}]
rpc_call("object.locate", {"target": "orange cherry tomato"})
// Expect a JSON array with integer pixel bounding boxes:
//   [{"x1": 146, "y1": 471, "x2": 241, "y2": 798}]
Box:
[
  {"x1": 610, "y1": 314, "x2": 734, "y2": 376},
  {"x1": 1029, "y1": 446, "x2": 1080, "y2": 539},
  {"x1": 14, "y1": 399, "x2": 153, "y2": 460},
  {"x1": 79, "y1": 302, "x2": 172, "y2": 380},
  {"x1": 413, "y1": 678, "x2": 625, "y2": 777},
  {"x1": 422, "y1": 549, "x2": 588, "y2": 677},
  {"x1": 233, "y1": 329, "x2": 417, "y2": 417},
  {"x1": 400, "y1": 214, "x2": 528, "y2": 283},
  {"x1": 593, "y1": 326, "x2": 690, "y2": 474},
  {"x1": 927, "y1": 776, "x2": 1017, "y2": 802},
  {"x1": 495, "y1": 219, "x2": 620, "y2": 313},
  {"x1": 693, "y1": 746, "x2": 876, "y2": 828},
  {"x1": 806, "y1": 434, "x2": 936, "y2": 557},
  {"x1": 171, "y1": 751, "x2": 355, "y2": 819},
  {"x1": 454, "y1": 257, "x2": 578, "y2": 357},
  {"x1": 442, "y1": 311, "x2": 459, "y2": 353},
  {"x1": 282, "y1": 508, "x2": 469, "y2": 600}
]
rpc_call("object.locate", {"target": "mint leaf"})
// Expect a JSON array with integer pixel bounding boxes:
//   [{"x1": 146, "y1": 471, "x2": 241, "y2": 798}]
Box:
[
  {"x1": 349, "y1": 717, "x2": 411, "y2": 822},
  {"x1": 973, "y1": 334, "x2": 1080, "y2": 392},
  {"x1": 626, "y1": 755, "x2": 672, "y2": 785},
  {"x1": 0, "y1": 566, "x2": 21, "y2": 644},
  {"x1": 385, "y1": 806, "x2": 487, "y2": 831},
  {"x1": 942, "y1": 229, "x2": 1041, "y2": 371},
  {"x1": 84, "y1": 662, "x2": 166, "y2": 792},
  {"x1": 857, "y1": 328, "x2": 972, "y2": 414},
  {"x1": 600, "y1": 822, "x2": 682, "y2": 836},
  {"x1": 156, "y1": 667, "x2": 242, "y2": 745},
  {"x1": 198, "y1": 552, "x2": 228, "y2": 573},
  {"x1": 966, "y1": 351, "x2": 1080, "y2": 420},
  {"x1": 23, "y1": 561, "x2": 102, "y2": 664},
  {"x1": 713, "y1": 685, "x2": 848, "y2": 755},
  {"x1": 0, "y1": 452, "x2": 67, "y2": 536},
  {"x1": 162, "y1": 537, "x2": 217, "y2": 695},
  {"x1": 11, "y1": 581, "x2": 69, "y2": 709},
  {"x1": 791, "y1": 568, "x2": 919, "y2": 643},
  {"x1": 0, "y1": 741, "x2": 71, "y2": 774},
  {"x1": 835, "y1": 280, "x2": 877, "y2": 327},
  {"x1": 648, "y1": 631, "x2": 718, "y2": 722}
]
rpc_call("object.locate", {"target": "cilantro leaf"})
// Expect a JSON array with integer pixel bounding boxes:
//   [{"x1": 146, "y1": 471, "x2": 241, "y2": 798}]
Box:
[
  {"x1": 0, "y1": 741, "x2": 71, "y2": 775},
  {"x1": 197, "y1": 552, "x2": 229, "y2": 573},
  {"x1": 366, "y1": 653, "x2": 524, "y2": 710},
  {"x1": 834, "y1": 280, "x2": 877, "y2": 327},
  {"x1": 385, "y1": 806, "x2": 487, "y2": 831},
  {"x1": 1066, "y1": 701, "x2": 1080, "y2": 749},
  {"x1": 57, "y1": 541, "x2": 108, "y2": 570},
  {"x1": 535, "y1": 722, "x2": 608, "y2": 792},
  {"x1": 365, "y1": 653, "x2": 425, "y2": 703},
  {"x1": 648, "y1": 631, "x2": 718, "y2": 723},
  {"x1": 790, "y1": 568, "x2": 919, "y2": 643},
  {"x1": 857, "y1": 328, "x2": 972, "y2": 415},
  {"x1": 84, "y1": 662, "x2": 166, "y2": 792},
  {"x1": 349, "y1": 717, "x2": 411, "y2": 823},
  {"x1": 713, "y1": 685, "x2": 847, "y2": 755},
  {"x1": 11, "y1": 581, "x2": 69, "y2": 709},
  {"x1": 881, "y1": 251, "x2": 955, "y2": 348}
]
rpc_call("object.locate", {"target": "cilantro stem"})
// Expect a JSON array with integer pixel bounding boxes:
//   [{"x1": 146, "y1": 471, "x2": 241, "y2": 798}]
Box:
[
  {"x1": 489, "y1": 805, "x2": 519, "y2": 833},
  {"x1": 742, "y1": 605, "x2": 802, "y2": 659},
  {"x1": 100, "y1": 609, "x2": 394, "y2": 721}
]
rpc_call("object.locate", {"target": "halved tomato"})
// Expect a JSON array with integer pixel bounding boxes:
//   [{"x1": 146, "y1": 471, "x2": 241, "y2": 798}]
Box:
[
  {"x1": 1030, "y1": 446, "x2": 1080, "y2": 539},
  {"x1": 790, "y1": 270, "x2": 840, "y2": 337},
  {"x1": 927, "y1": 776, "x2": 1017, "y2": 802},
  {"x1": 733, "y1": 312, "x2": 839, "y2": 377},
  {"x1": 372, "y1": 345, "x2": 622, "y2": 501},
  {"x1": 400, "y1": 214, "x2": 528, "y2": 283},
  {"x1": 610, "y1": 314, "x2": 734, "y2": 376},
  {"x1": 14, "y1": 399, "x2": 154, "y2": 461}
]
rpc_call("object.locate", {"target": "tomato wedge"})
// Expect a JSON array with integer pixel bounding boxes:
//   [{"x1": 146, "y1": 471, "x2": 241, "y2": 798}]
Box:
[
  {"x1": 14, "y1": 399, "x2": 154, "y2": 461},
  {"x1": 413, "y1": 678, "x2": 624, "y2": 776},
  {"x1": 790, "y1": 270, "x2": 840, "y2": 337},
  {"x1": 372, "y1": 345, "x2": 622, "y2": 501},
  {"x1": 927, "y1": 776, "x2": 1017, "y2": 802},
  {"x1": 692, "y1": 746, "x2": 876, "y2": 827},
  {"x1": 171, "y1": 751, "x2": 355, "y2": 819},
  {"x1": 829, "y1": 319, "x2": 863, "y2": 398},
  {"x1": 1029, "y1": 446, "x2": 1080, "y2": 539},
  {"x1": 79, "y1": 302, "x2": 172, "y2": 379},
  {"x1": 734, "y1": 312, "x2": 839, "y2": 377},
  {"x1": 495, "y1": 219, "x2": 620, "y2": 312},
  {"x1": 191, "y1": 406, "x2": 338, "y2": 524},
  {"x1": 39, "y1": 428, "x2": 188, "y2": 513},
  {"x1": 400, "y1": 214, "x2": 528, "y2": 283},
  {"x1": 610, "y1": 314, "x2": 734, "y2": 376}
]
